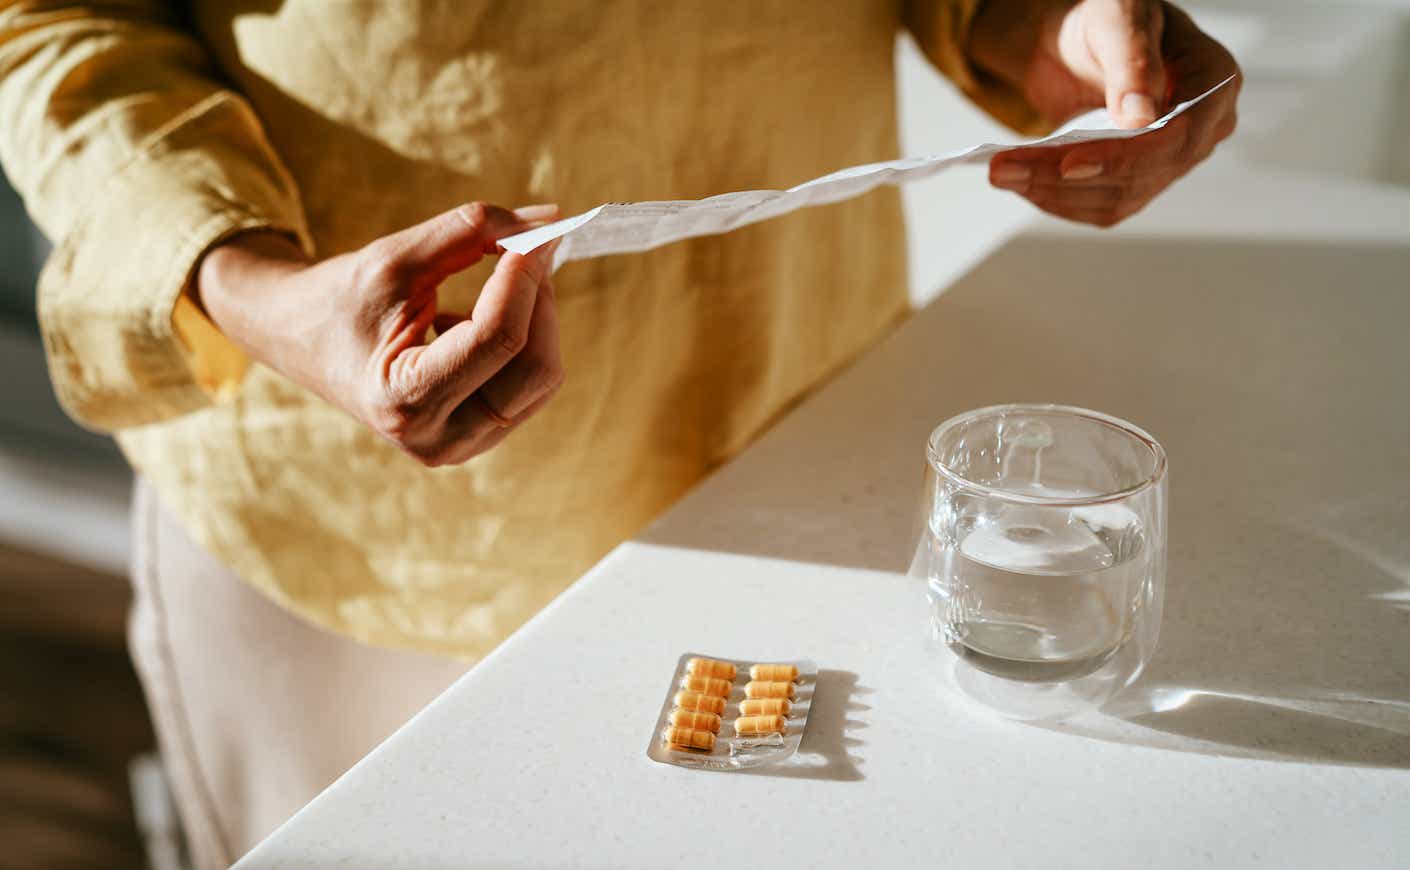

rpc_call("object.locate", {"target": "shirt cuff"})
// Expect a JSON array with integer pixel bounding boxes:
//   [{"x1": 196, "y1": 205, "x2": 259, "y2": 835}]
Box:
[{"x1": 36, "y1": 94, "x2": 311, "y2": 431}]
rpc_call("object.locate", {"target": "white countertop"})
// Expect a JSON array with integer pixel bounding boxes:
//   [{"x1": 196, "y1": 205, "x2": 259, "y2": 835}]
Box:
[
  {"x1": 239, "y1": 6, "x2": 1410, "y2": 867},
  {"x1": 237, "y1": 161, "x2": 1410, "y2": 868}
]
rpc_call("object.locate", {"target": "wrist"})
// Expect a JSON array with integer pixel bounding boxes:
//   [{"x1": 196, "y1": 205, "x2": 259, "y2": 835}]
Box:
[{"x1": 194, "y1": 229, "x2": 308, "y2": 353}]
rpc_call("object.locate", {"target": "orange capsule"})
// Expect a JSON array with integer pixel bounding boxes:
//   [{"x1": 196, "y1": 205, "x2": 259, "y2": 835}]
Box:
[
  {"x1": 673, "y1": 691, "x2": 726, "y2": 715},
  {"x1": 733, "y1": 714, "x2": 787, "y2": 737},
  {"x1": 745, "y1": 680, "x2": 795, "y2": 700},
  {"x1": 669, "y1": 709, "x2": 722, "y2": 733},
  {"x1": 686, "y1": 657, "x2": 738, "y2": 681},
  {"x1": 681, "y1": 675, "x2": 732, "y2": 697},
  {"x1": 665, "y1": 726, "x2": 716, "y2": 751},
  {"x1": 739, "y1": 698, "x2": 792, "y2": 717},
  {"x1": 749, "y1": 663, "x2": 799, "y2": 683}
]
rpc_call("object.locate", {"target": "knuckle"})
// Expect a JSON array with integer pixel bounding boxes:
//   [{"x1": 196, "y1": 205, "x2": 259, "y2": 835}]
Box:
[
  {"x1": 508, "y1": 250, "x2": 549, "y2": 287},
  {"x1": 1093, "y1": 209, "x2": 1123, "y2": 229},
  {"x1": 1216, "y1": 112, "x2": 1238, "y2": 142},
  {"x1": 399, "y1": 433, "x2": 457, "y2": 468},
  {"x1": 377, "y1": 408, "x2": 417, "y2": 445},
  {"x1": 456, "y1": 201, "x2": 490, "y2": 231},
  {"x1": 485, "y1": 321, "x2": 529, "y2": 357},
  {"x1": 408, "y1": 446, "x2": 445, "y2": 468},
  {"x1": 529, "y1": 358, "x2": 565, "y2": 397},
  {"x1": 1124, "y1": 46, "x2": 1152, "y2": 74},
  {"x1": 1171, "y1": 121, "x2": 1200, "y2": 164},
  {"x1": 354, "y1": 240, "x2": 405, "y2": 287},
  {"x1": 368, "y1": 391, "x2": 426, "y2": 444},
  {"x1": 1127, "y1": 175, "x2": 1157, "y2": 201},
  {"x1": 1170, "y1": 138, "x2": 1194, "y2": 168}
]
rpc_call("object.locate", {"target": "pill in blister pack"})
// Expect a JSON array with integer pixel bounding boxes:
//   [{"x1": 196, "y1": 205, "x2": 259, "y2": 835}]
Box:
[
  {"x1": 664, "y1": 727, "x2": 716, "y2": 751},
  {"x1": 733, "y1": 714, "x2": 788, "y2": 737},
  {"x1": 739, "y1": 698, "x2": 791, "y2": 717},
  {"x1": 674, "y1": 691, "x2": 726, "y2": 715},
  {"x1": 744, "y1": 680, "x2": 795, "y2": 700},
  {"x1": 646, "y1": 653, "x2": 815, "y2": 771},
  {"x1": 687, "y1": 657, "x2": 737, "y2": 681},
  {"x1": 750, "y1": 664, "x2": 799, "y2": 682},
  {"x1": 669, "y1": 709, "x2": 723, "y2": 732},
  {"x1": 680, "y1": 674, "x2": 733, "y2": 697}
]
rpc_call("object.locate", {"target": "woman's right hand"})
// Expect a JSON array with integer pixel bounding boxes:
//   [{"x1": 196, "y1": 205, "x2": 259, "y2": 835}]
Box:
[{"x1": 195, "y1": 202, "x2": 563, "y2": 467}]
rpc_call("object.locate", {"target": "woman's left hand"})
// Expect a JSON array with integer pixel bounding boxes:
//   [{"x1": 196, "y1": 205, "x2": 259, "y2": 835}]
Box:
[{"x1": 972, "y1": 0, "x2": 1241, "y2": 227}]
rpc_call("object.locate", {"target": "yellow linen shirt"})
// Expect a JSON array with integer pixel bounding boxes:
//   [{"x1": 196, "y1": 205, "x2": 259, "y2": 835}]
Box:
[{"x1": 0, "y1": 0, "x2": 1036, "y2": 656}]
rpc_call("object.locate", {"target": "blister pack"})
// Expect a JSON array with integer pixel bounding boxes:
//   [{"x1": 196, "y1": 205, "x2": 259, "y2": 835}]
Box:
[{"x1": 646, "y1": 653, "x2": 816, "y2": 770}]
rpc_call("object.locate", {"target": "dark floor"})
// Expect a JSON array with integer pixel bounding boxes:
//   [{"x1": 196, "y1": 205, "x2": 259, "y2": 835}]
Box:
[{"x1": 0, "y1": 544, "x2": 154, "y2": 870}]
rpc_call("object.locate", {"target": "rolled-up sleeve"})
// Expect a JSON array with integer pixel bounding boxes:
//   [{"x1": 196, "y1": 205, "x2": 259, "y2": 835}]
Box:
[
  {"x1": 905, "y1": 0, "x2": 1049, "y2": 136},
  {"x1": 0, "y1": 1, "x2": 311, "y2": 431}
]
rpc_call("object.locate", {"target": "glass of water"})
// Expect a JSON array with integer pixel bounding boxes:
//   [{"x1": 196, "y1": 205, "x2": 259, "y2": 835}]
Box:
[{"x1": 913, "y1": 404, "x2": 1167, "y2": 720}]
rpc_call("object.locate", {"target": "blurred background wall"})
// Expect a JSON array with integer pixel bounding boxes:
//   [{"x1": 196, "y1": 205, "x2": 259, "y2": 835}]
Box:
[
  {"x1": 0, "y1": 1, "x2": 1405, "y2": 867},
  {"x1": 0, "y1": 170, "x2": 154, "y2": 864}
]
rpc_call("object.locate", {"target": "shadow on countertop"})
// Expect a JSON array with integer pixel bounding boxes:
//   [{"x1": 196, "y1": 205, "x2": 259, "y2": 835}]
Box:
[{"x1": 736, "y1": 669, "x2": 869, "y2": 782}]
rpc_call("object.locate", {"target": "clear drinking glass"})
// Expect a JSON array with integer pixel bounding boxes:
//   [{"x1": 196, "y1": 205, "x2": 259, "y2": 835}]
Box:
[{"x1": 912, "y1": 405, "x2": 1167, "y2": 720}]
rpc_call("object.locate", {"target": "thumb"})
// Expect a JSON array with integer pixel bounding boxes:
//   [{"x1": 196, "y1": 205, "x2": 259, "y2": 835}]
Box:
[
  {"x1": 388, "y1": 202, "x2": 551, "y2": 282},
  {"x1": 1090, "y1": 0, "x2": 1168, "y2": 128}
]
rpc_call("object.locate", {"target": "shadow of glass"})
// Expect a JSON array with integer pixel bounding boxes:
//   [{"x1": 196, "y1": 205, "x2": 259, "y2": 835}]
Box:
[
  {"x1": 1057, "y1": 504, "x2": 1410, "y2": 768},
  {"x1": 736, "y1": 669, "x2": 867, "y2": 782},
  {"x1": 641, "y1": 234, "x2": 1410, "y2": 768},
  {"x1": 1109, "y1": 694, "x2": 1410, "y2": 767}
]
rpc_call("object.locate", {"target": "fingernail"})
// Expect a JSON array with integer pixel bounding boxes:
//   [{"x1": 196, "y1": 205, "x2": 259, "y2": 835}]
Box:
[
  {"x1": 1121, "y1": 92, "x2": 1157, "y2": 124},
  {"x1": 992, "y1": 164, "x2": 1031, "y2": 187},
  {"x1": 514, "y1": 204, "x2": 560, "y2": 221},
  {"x1": 1061, "y1": 162, "x2": 1104, "y2": 181}
]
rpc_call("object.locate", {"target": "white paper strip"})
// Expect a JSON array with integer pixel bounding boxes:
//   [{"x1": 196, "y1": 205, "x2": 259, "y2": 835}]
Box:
[{"x1": 501, "y1": 77, "x2": 1235, "y2": 268}]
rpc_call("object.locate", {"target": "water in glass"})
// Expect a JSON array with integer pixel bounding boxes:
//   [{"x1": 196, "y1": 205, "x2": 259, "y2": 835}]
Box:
[{"x1": 925, "y1": 486, "x2": 1147, "y2": 683}]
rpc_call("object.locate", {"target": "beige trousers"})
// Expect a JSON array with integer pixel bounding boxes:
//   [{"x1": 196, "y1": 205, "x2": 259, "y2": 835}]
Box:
[{"x1": 127, "y1": 480, "x2": 468, "y2": 868}]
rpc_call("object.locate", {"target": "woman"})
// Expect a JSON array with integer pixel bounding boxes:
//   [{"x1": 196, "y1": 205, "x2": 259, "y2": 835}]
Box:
[{"x1": 0, "y1": 0, "x2": 1237, "y2": 865}]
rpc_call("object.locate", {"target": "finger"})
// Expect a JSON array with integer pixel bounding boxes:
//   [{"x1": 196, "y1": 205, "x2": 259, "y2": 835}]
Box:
[
  {"x1": 477, "y1": 270, "x2": 563, "y2": 420},
  {"x1": 512, "y1": 203, "x2": 561, "y2": 224},
  {"x1": 989, "y1": 158, "x2": 1035, "y2": 194},
  {"x1": 1026, "y1": 177, "x2": 1170, "y2": 227},
  {"x1": 418, "y1": 405, "x2": 505, "y2": 466},
  {"x1": 405, "y1": 243, "x2": 557, "y2": 407},
  {"x1": 989, "y1": 113, "x2": 1189, "y2": 193},
  {"x1": 1157, "y1": 73, "x2": 1239, "y2": 172},
  {"x1": 1024, "y1": 197, "x2": 1137, "y2": 229},
  {"x1": 434, "y1": 383, "x2": 559, "y2": 466},
  {"x1": 1027, "y1": 164, "x2": 1178, "y2": 212},
  {"x1": 384, "y1": 202, "x2": 557, "y2": 285},
  {"x1": 1159, "y1": 5, "x2": 1242, "y2": 149},
  {"x1": 1053, "y1": 116, "x2": 1190, "y2": 179},
  {"x1": 1088, "y1": 0, "x2": 1167, "y2": 128},
  {"x1": 425, "y1": 204, "x2": 559, "y2": 338},
  {"x1": 1024, "y1": 183, "x2": 1125, "y2": 211}
]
